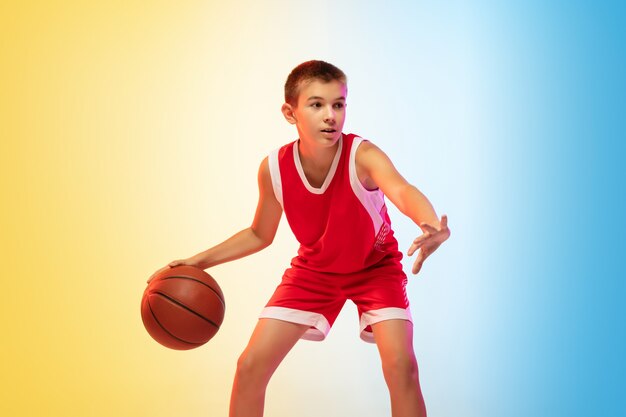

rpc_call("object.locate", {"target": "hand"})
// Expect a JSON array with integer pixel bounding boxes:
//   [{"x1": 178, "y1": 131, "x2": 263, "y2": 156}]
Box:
[
  {"x1": 146, "y1": 258, "x2": 198, "y2": 284},
  {"x1": 407, "y1": 214, "x2": 450, "y2": 275}
]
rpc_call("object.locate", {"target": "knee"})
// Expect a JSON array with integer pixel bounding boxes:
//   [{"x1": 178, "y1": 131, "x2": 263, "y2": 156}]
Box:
[
  {"x1": 381, "y1": 353, "x2": 419, "y2": 388},
  {"x1": 235, "y1": 351, "x2": 271, "y2": 385}
]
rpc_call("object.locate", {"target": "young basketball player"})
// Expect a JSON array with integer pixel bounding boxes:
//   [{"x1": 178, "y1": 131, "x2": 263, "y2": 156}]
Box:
[{"x1": 150, "y1": 60, "x2": 450, "y2": 417}]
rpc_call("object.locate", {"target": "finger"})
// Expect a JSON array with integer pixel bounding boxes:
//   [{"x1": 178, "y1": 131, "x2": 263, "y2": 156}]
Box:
[
  {"x1": 408, "y1": 239, "x2": 430, "y2": 256},
  {"x1": 147, "y1": 264, "x2": 173, "y2": 284},
  {"x1": 421, "y1": 215, "x2": 449, "y2": 233},
  {"x1": 147, "y1": 271, "x2": 160, "y2": 284},
  {"x1": 420, "y1": 222, "x2": 440, "y2": 234},
  {"x1": 440, "y1": 214, "x2": 448, "y2": 228},
  {"x1": 408, "y1": 234, "x2": 430, "y2": 256},
  {"x1": 412, "y1": 246, "x2": 433, "y2": 274},
  {"x1": 412, "y1": 252, "x2": 425, "y2": 274},
  {"x1": 413, "y1": 233, "x2": 431, "y2": 244}
]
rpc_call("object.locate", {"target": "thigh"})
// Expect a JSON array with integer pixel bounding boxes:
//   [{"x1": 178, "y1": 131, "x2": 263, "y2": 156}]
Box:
[
  {"x1": 371, "y1": 319, "x2": 416, "y2": 360},
  {"x1": 239, "y1": 318, "x2": 310, "y2": 372}
]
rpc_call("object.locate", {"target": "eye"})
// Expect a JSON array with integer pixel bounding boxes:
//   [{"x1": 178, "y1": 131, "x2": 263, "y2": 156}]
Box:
[
  {"x1": 310, "y1": 102, "x2": 322, "y2": 108},
  {"x1": 333, "y1": 102, "x2": 345, "y2": 109}
]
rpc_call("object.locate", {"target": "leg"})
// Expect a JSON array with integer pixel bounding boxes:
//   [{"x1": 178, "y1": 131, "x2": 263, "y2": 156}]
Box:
[
  {"x1": 229, "y1": 318, "x2": 309, "y2": 417},
  {"x1": 371, "y1": 319, "x2": 427, "y2": 417}
]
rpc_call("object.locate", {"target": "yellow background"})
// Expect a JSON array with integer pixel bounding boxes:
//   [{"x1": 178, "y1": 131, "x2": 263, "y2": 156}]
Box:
[{"x1": 2, "y1": 2, "x2": 406, "y2": 416}]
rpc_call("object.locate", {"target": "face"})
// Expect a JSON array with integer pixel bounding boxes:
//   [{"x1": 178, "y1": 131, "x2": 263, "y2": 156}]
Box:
[{"x1": 282, "y1": 79, "x2": 347, "y2": 148}]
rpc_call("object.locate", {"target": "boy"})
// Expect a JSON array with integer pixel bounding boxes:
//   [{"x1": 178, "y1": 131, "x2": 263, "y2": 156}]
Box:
[{"x1": 150, "y1": 60, "x2": 450, "y2": 417}]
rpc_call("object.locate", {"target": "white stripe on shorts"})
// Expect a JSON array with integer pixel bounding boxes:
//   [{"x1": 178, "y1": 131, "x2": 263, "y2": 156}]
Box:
[
  {"x1": 359, "y1": 307, "x2": 413, "y2": 343},
  {"x1": 260, "y1": 306, "x2": 331, "y2": 341}
]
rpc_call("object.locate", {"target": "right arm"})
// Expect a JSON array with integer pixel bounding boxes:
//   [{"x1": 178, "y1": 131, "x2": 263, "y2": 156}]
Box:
[{"x1": 148, "y1": 157, "x2": 282, "y2": 281}]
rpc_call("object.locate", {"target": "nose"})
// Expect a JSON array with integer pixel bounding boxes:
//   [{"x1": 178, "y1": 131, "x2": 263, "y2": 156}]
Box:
[{"x1": 323, "y1": 105, "x2": 335, "y2": 123}]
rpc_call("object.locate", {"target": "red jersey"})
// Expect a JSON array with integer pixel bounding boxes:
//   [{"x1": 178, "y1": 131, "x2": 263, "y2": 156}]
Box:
[{"x1": 268, "y1": 133, "x2": 403, "y2": 274}]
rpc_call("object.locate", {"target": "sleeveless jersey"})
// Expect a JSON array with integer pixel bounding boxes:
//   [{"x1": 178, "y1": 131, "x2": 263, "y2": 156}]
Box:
[{"x1": 268, "y1": 133, "x2": 403, "y2": 274}]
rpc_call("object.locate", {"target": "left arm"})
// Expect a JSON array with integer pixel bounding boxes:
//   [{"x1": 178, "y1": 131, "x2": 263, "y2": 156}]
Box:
[{"x1": 357, "y1": 141, "x2": 450, "y2": 274}]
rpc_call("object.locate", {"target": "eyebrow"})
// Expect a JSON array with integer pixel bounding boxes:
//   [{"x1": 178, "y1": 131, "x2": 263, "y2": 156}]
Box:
[{"x1": 306, "y1": 96, "x2": 346, "y2": 101}]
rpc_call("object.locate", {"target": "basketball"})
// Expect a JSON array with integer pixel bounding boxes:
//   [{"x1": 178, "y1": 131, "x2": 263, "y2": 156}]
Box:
[{"x1": 141, "y1": 265, "x2": 225, "y2": 350}]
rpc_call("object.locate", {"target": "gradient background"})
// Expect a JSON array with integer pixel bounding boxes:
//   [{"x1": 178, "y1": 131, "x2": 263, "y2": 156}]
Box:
[{"x1": 1, "y1": 1, "x2": 624, "y2": 416}]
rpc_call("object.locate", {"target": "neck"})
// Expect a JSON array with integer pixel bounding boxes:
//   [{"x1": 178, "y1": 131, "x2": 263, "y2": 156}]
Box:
[{"x1": 297, "y1": 137, "x2": 341, "y2": 168}]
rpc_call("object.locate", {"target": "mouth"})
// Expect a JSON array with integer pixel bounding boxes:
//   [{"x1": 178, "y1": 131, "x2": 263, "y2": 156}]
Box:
[{"x1": 320, "y1": 128, "x2": 336, "y2": 133}]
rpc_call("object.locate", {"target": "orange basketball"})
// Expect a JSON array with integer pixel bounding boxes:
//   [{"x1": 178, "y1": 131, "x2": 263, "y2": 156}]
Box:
[{"x1": 141, "y1": 265, "x2": 225, "y2": 350}]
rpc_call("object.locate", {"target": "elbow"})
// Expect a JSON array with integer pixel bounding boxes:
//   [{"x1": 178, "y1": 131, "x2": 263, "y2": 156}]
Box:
[
  {"x1": 250, "y1": 227, "x2": 275, "y2": 249},
  {"x1": 258, "y1": 236, "x2": 274, "y2": 249}
]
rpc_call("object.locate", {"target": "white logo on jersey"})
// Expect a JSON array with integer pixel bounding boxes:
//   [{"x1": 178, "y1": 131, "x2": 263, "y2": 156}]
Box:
[{"x1": 374, "y1": 222, "x2": 390, "y2": 251}]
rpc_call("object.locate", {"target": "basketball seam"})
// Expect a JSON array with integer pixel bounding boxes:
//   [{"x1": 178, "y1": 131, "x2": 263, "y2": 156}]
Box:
[
  {"x1": 153, "y1": 291, "x2": 221, "y2": 329},
  {"x1": 160, "y1": 275, "x2": 226, "y2": 308},
  {"x1": 147, "y1": 299, "x2": 200, "y2": 347}
]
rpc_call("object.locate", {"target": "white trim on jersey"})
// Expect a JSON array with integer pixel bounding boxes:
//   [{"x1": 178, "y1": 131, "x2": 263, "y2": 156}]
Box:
[
  {"x1": 268, "y1": 148, "x2": 284, "y2": 208},
  {"x1": 349, "y1": 137, "x2": 387, "y2": 236},
  {"x1": 293, "y1": 136, "x2": 343, "y2": 194},
  {"x1": 259, "y1": 306, "x2": 331, "y2": 341}
]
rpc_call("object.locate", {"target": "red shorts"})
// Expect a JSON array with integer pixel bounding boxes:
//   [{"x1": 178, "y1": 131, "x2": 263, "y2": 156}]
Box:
[{"x1": 259, "y1": 259, "x2": 411, "y2": 343}]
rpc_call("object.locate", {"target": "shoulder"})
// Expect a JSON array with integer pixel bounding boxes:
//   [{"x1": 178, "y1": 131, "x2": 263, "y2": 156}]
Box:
[
  {"x1": 354, "y1": 139, "x2": 407, "y2": 192},
  {"x1": 258, "y1": 156, "x2": 270, "y2": 180},
  {"x1": 355, "y1": 139, "x2": 379, "y2": 155},
  {"x1": 355, "y1": 139, "x2": 391, "y2": 169},
  {"x1": 346, "y1": 134, "x2": 379, "y2": 162},
  {"x1": 353, "y1": 139, "x2": 388, "y2": 190}
]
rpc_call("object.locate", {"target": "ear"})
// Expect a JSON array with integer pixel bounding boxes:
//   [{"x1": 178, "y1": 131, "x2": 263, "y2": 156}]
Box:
[{"x1": 281, "y1": 103, "x2": 297, "y2": 124}]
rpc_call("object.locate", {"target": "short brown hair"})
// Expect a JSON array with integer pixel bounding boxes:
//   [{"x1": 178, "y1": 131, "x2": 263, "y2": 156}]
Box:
[{"x1": 284, "y1": 60, "x2": 347, "y2": 107}]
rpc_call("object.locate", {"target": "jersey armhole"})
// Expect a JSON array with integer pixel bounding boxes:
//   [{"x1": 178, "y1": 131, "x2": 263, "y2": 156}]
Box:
[
  {"x1": 349, "y1": 137, "x2": 385, "y2": 235},
  {"x1": 268, "y1": 148, "x2": 284, "y2": 208}
]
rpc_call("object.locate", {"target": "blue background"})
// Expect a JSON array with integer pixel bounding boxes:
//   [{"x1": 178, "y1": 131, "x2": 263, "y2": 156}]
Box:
[{"x1": 409, "y1": 1, "x2": 625, "y2": 415}]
